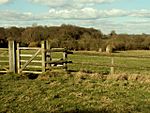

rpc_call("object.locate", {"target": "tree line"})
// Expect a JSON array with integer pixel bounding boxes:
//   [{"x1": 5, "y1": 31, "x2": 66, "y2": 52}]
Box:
[{"x1": 0, "y1": 24, "x2": 150, "y2": 51}]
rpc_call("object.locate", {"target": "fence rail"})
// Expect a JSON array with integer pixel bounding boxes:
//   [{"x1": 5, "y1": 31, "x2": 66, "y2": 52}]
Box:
[{"x1": 70, "y1": 52, "x2": 150, "y2": 74}]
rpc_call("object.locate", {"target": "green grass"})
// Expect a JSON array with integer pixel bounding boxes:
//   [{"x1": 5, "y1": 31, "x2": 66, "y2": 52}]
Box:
[
  {"x1": 0, "y1": 71, "x2": 150, "y2": 113},
  {"x1": 67, "y1": 50, "x2": 150, "y2": 74},
  {"x1": 1, "y1": 50, "x2": 150, "y2": 112},
  {"x1": 0, "y1": 50, "x2": 150, "y2": 74}
]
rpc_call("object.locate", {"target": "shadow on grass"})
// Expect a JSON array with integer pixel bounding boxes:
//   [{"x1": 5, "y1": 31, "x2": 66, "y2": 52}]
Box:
[{"x1": 27, "y1": 73, "x2": 39, "y2": 79}]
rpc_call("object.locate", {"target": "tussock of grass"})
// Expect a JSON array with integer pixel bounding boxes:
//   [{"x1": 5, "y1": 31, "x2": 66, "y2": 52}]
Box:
[
  {"x1": 74, "y1": 71, "x2": 150, "y2": 83},
  {"x1": 107, "y1": 73, "x2": 150, "y2": 83},
  {"x1": 74, "y1": 71, "x2": 106, "y2": 83},
  {"x1": 38, "y1": 69, "x2": 68, "y2": 80}
]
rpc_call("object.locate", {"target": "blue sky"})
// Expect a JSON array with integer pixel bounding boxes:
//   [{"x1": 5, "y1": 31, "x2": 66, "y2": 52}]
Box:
[{"x1": 0, "y1": 0, "x2": 150, "y2": 34}]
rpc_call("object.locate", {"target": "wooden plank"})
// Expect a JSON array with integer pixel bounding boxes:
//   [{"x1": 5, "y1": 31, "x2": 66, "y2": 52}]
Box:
[
  {"x1": 74, "y1": 62, "x2": 150, "y2": 70},
  {"x1": 22, "y1": 71, "x2": 42, "y2": 74},
  {"x1": 41, "y1": 41, "x2": 46, "y2": 73},
  {"x1": 46, "y1": 60, "x2": 72, "y2": 64},
  {"x1": 0, "y1": 50, "x2": 8, "y2": 56},
  {"x1": 17, "y1": 43, "x2": 21, "y2": 74},
  {"x1": 20, "y1": 54, "x2": 42, "y2": 57},
  {"x1": 66, "y1": 51, "x2": 73, "y2": 54},
  {"x1": 0, "y1": 71, "x2": 7, "y2": 73},
  {"x1": 0, "y1": 55, "x2": 9, "y2": 57},
  {"x1": 0, "y1": 65, "x2": 9, "y2": 71},
  {"x1": 8, "y1": 40, "x2": 17, "y2": 73},
  {"x1": 51, "y1": 58, "x2": 62, "y2": 61},
  {"x1": 18, "y1": 47, "x2": 41, "y2": 50},
  {"x1": 20, "y1": 65, "x2": 41, "y2": 68},
  {"x1": 110, "y1": 58, "x2": 114, "y2": 75},
  {"x1": 46, "y1": 48, "x2": 73, "y2": 54},
  {"x1": 90, "y1": 54, "x2": 150, "y2": 59},
  {"x1": 46, "y1": 48, "x2": 66, "y2": 52},
  {"x1": 19, "y1": 49, "x2": 41, "y2": 73},
  {"x1": 20, "y1": 60, "x2": 42, "y2": 63},
  {"x1": 0, "y1": 48, "x2": 8, "y2": 50},
  {"x1": 0, "y1": 60, "x2": 9, "y2": 63},
  {"x1": 63, "y1": 52, "x2": 67, "y2": 70},
  {"x1": 46, "y1": 40, "x2": 51, "y2": 68}
]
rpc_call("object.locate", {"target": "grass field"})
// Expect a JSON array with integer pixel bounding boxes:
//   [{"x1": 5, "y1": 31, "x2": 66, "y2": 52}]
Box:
[
  {"x1": 0, "y1": 50, "x2": 150, "y2": 113},
  {"x1": 0, "y1": 71, "x2": 150, "y2": 113},
  {"x1": 68, "y1": 50, "x2": 150, "y2": 74},
  {"x1": 1, "y1": 49, "x2": 150, "y2": 74}
]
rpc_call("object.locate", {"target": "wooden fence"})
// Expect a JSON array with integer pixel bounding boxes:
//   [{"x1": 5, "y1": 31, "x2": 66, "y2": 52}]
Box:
[
  {"x1": 73, "y1": 53, "x2": 150, "y2": 74},
  {"x1": 0, "y1": 40, "x2": 150, "y2": 74},
  {"x1": 0, "y1": 40, "x2": 73, "y2": 74}
]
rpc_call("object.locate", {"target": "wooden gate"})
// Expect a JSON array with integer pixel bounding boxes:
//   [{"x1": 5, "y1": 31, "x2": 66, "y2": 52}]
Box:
[
  {"x1": 0, "y1": 40, "x2": 73, "y2": 74},
  {"x1": 17, "y1": 41, "x2": 46, "y2": 74},
  {"x1": 17, "y1": 41, "x2": 73, "y2": 74}
]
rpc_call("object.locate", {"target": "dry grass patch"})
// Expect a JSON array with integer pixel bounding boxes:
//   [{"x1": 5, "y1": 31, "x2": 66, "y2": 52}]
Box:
[
  {"x1": 107, "y1": 73, "x2": 150, "y2": 83},
  {"x1": 38, "y1": 69, "x2": 68, "y2": 80}
]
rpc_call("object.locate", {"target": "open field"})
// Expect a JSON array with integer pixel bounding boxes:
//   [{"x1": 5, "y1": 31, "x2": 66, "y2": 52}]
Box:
[
  {"x1": 0, "y1": 71, "x2": 150, "y2": 113},
  {"x1": 68, "y1": 50, "x2": 150, "y2": 74},
  {"x1": 1, "y1": 50, "x2": 150, "y2": 74},
  {"x1": 0, "y1": 50, "x2": 150, "y2": 112}
]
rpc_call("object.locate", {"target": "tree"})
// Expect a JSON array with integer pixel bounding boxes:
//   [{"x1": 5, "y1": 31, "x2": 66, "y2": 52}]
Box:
[
  {"x1": 5, "y1": 27, "x2": 24, "y2": 42},
  {"x1": 0, "y1": 27, "x2": 5, "y2": 40},
  {"x1": 0, "y1": 27, "x2": 7, "y2": 47},
  {"x1": 110, "y1": 30, "x2": 117, "y2": 38},
  {"x1": 21, "y1": 26, "x2": 48, "y2": 46}
]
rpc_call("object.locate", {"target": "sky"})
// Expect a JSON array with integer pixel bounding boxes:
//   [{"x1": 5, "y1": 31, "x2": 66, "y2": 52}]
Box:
[{"x1": 0, "y1": 0, "x2": 150, "y2": 34}]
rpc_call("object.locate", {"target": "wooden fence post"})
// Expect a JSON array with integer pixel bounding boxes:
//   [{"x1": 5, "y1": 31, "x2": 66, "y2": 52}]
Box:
[
  {"x1": 63, "y1": 50, "x2": 68, "y2": 71},
  {"x1": 41, "y1": 41, "x2": 46, "y2": 73},
  {"x1": 8, "y1": 40, "x2": 17, "y2": 73},
  {"x1": 17, "y1": 43, "x2": 20, "y2": 74},
  {"x1": 110, "y1": 57, "x2": 114, "y2": 75},
  {"x1": 46, "y1": 40, "x2": 51, "y2": 68}
]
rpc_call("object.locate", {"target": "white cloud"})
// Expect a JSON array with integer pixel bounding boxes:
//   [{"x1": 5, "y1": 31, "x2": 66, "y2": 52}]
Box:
[
  {"x1": 29, "y1": 0, "x2": 70, "y2": 8},
  {"x1": 102, "y1": 9, "x2": 128, "y2": 17},
  {"x1": 76, "y1": 0, "x2": 116, "y2": 4},
  {"x1": 130, "y1": 9, "x2": 150, "y2": 18},
  {"x1": 0, "y1": 0, "x2": 11, "y2": 4},
  {"x1": 48, "y1": 7, "x2": 99, "y2": 19},
  {"x1": 29, "y1": 0, "x2": 118, "y2": 8},
  {"x1": 47, "y1": 8, "x2": 129, "y2": 19},
  {"x1": 0, "y1": 8, "x2": 150, "y2": 34},
  {"x1": 1, "y1": 8, "x2": 149, "y2": 22},
  {"x1": 0, "y1": 10, "x2": 33, "y2": 21}
]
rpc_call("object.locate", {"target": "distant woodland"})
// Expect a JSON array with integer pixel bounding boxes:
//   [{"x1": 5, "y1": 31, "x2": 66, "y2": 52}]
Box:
[{"x1": 0, "y1": 24, "x2": 150, "y2": 51}]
